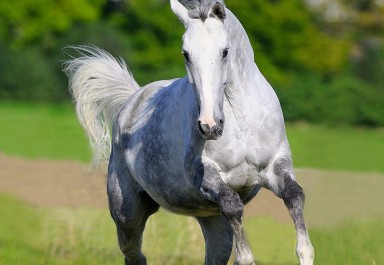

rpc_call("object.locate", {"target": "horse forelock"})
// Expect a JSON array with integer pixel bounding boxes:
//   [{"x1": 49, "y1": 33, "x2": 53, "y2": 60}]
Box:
[{"x1": 185, "y1": 0, "x2": 225, "y2": 21}]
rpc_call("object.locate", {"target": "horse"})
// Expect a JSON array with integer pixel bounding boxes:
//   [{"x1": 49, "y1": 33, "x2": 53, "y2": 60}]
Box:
[{"x1": 64, "y1": 0, "x2": 315, "y2": 264}]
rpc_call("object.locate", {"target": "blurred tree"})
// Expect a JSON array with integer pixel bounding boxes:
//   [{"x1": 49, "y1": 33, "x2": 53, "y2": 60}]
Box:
[
  {"x1": 0, "y1": 0, "x2": 382, "y2": 126},
  {"x1": 0, "y1": 46, "x2": 63, "y2": 101},
  {"x1": 107, "y1": 0, "x2": 186, "y2": 83},
  {"x1": 227, "y1": 0, "x2": 349, "y2": 86},
  {"x1": 105, "y1": 0, "x2": 350, "y2": 85},
  {"x1": 0, "y1": 0, "x2": 104, "y2": 49},
  {"x1": 339, "y1": 0, "x2": 384, "y2": 35}
]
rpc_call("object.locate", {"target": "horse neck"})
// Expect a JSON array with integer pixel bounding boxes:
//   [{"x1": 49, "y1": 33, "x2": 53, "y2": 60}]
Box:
[
  {"x1": 225, "y1": 9, "x2": 255, "y2": 81},
  {"x1": 224, "y1": 10, "x2": 257, "y2": 125}
]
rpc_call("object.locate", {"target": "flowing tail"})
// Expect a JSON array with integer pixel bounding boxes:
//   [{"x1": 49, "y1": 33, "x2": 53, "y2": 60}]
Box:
[{"x1": 63, "y1": 46, "x2": 140, "y2": 163}]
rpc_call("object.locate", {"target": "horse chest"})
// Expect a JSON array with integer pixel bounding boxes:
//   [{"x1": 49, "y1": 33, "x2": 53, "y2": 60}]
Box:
[{"x1": 206, "y1": 136, "x2": 274, "y2": 192}]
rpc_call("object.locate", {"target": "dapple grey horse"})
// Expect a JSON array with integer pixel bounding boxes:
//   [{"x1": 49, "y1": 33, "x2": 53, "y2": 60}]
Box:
[{"x1": 64, "y1": 0, "x2": 314, "y2": 264}]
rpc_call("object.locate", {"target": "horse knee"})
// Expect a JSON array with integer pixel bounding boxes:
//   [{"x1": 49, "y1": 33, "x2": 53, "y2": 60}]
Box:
[
  {"x1": 218, "y1": 187, "x2": 244, "y2": 221},
  {"x1": 272, "y1": 157, "x2": 305, "y2": 209},
  {"x1": 281, "y1": 179, "x2": 305, "y2": 209}
]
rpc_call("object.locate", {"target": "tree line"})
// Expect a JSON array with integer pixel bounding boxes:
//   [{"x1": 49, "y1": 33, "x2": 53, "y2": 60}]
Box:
[{"x1": 0, "y1": 0, "x2": 383, "y2": 126}]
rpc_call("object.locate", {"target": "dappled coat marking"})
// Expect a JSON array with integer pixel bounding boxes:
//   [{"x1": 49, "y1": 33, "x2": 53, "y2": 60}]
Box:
[{"x1": 64, "y1": 0, "x2": 314, "y2": 264}]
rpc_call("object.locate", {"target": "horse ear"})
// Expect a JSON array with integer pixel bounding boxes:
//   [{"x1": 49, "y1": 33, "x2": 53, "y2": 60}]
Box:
[
  {"x1": 209, "y1": 1, "x2": 226, "y2": 21},
  {"x1": 170, "y1": 0, "x2": 192, "y2": 28}
]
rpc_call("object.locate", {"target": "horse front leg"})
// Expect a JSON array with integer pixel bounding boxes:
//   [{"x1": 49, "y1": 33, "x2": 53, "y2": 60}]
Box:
[
  {"x1": 268, "y1": 157, "x2": 315, "y2": 265},
  {"x1": 196, "y1": 215, "x2": 233, "y2": 265},
  {"x1": 194, "y1": 162, "x2": 256, "y2": 265}
]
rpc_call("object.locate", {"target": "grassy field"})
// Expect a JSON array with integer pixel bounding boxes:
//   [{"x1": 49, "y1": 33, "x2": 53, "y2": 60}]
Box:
[
  {"x1": 1, "y1": 102, "x2": 383, "y2": 172},
  {"x1": 1, "y1": 102, "x2": 383, "y2": 264},
  {"x1": 0, "y1": 102, "x2": 91, "y2": 162},
  {"x1": 286, "y1": 123, "x2": 384, "y2": 172},
  {"x1": 1, "y1": 194, "x2": 383, "y2": 265}
]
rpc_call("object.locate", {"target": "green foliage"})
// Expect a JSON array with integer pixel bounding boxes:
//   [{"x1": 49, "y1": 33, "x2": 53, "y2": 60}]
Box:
[
  {"x1": 0, "y1": 47, "x2": 64, "y2": 101},
  {"x1": 277, "y1": 72, "x2": 384, "y2": 126},
  {"x1": 0, "y1": 0, "x2": 382, "y2": 126},
  {"x1": 0, "y1": 21, "x2": 136, "y2": 102},
  {"x1": 339, "y1": 0, "x2": 384, "y2": 32},
  {"x1": 227, "y1": 0, "x2": 349, "y2": 84},
  {"x1": 352, "y1": 43, "x2": 384, "y2": 87},
  {"x1": 0, "y1": 0, "x2": 103, "y2": 48},
  {"x1": 109, "y1": 0, "x2": 186, "y2": 84}
]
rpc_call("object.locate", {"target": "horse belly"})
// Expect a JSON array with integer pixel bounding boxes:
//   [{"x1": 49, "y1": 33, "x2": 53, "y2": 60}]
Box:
[
  {"x1": 127, "y1": 153, "x2": 220, "y2": 216},
  {"x1": 146, "y1": 175, "x2": 220, "y2": 216},
  {"x1": 157, "y1": 186, "x2": 220, "y2": 216}
]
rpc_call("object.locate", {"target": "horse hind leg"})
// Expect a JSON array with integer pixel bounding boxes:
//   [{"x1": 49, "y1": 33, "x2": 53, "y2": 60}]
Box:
[
  {"x1": 267, "y1": 157, "x2": 315, "y2": 265},
  {"x1": 113, "y1": 192, "x2": 159, "y2": 265},
  {"x1": 108, "y1": 155, "x2": 159, "y2": 265},
  {"x1": 197, "y1": 215, "x2": 233, "y2": 265}
]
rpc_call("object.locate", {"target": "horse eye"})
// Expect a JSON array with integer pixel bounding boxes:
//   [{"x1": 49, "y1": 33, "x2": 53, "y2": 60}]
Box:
[
  {"x1": 222, "y1": 48, "x2": 229, "y2": 59},
  {"x1": 182, "y1": 50, "x2": 190, "y2": 62}
]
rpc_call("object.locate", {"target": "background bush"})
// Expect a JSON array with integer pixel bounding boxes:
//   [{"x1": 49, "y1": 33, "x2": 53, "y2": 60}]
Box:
[{"x1": 0, "y1": 0, "x2": 383, "y2": 126}]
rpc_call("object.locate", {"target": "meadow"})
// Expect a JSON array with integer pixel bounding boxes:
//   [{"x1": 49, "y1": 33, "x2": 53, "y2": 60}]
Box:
[
  {"x1": 1, "y1": 194, "x2": 383, "y2": 265},
  {"x1": 0, "y1": 103, "x2": 383, "y2": 265},
  {"x1": 1, "y1": 102, "x2": 384, "y2": 172}
]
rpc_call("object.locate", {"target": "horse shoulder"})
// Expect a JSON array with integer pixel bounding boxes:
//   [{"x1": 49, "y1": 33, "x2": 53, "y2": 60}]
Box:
[{"x1": 115, "y1": 77, "x2": 198, "y2": 171}]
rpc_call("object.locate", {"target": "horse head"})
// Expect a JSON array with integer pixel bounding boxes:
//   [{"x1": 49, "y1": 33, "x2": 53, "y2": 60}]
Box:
[{"x1": 171, "y1": 0, "x2": 229, "y2": 140}]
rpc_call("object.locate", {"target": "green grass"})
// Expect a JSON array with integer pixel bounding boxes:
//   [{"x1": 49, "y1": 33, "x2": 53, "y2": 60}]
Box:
[
  {"x1": 0, "y1": 102, "x2": 91, "y2": 162},
  {"x1": 310, "y1": 220, "x2": 384, "y2": 265},
  {"x1": 245, "y1": 218, "x2": 297, "y2": 265},
  {"x1": 287, "y1": 122, "x2": 384, "y2": 172},
  {"x1": 1, "y1": 193, "x2": 383, "y2": 265},
  {"x1": 1, "y1": 102, "x2": 384, "y2": 172},
  {"x1": 0, "y1": 193, "x2": 121, "y2": 265}
]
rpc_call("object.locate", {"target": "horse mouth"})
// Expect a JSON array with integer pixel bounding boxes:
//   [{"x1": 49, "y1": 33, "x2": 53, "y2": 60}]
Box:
[
  {"x1": 198, "y1": 122, "x2": 223, "y2": 140},
  {"x1": 201, "y1": 133, "x2": 221, "y2": 140}
]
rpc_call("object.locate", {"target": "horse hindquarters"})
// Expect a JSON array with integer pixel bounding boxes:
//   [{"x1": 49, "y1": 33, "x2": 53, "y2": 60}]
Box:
[{"x1": 107, "y1": 151, "x2": 159, "y2": 265}]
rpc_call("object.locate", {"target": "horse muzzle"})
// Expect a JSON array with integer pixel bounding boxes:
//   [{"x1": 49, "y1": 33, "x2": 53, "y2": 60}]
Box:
[{"x1": 198, "y1": 119, "x2": 224, "y2": 140}]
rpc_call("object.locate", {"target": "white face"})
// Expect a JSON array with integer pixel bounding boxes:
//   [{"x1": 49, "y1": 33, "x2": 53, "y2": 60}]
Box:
[
  {"x1": 171, "y1": 0, "x2": 229, "y2": 139},
  {"x1": 182, "y1": 18, "x2": 229, "y2": 139}
]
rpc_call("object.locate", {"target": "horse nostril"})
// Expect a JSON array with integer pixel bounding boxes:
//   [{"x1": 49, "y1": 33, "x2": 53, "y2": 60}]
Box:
[
  {"x1": 219, "y1": 119, "x2": 224, "y2": 125},
  {"x1": 198, "y1": 121, "x2": 210, "y2": 135},
  {"x1": 215, "y1": 126, "x2": 223, "y2": 136}
]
